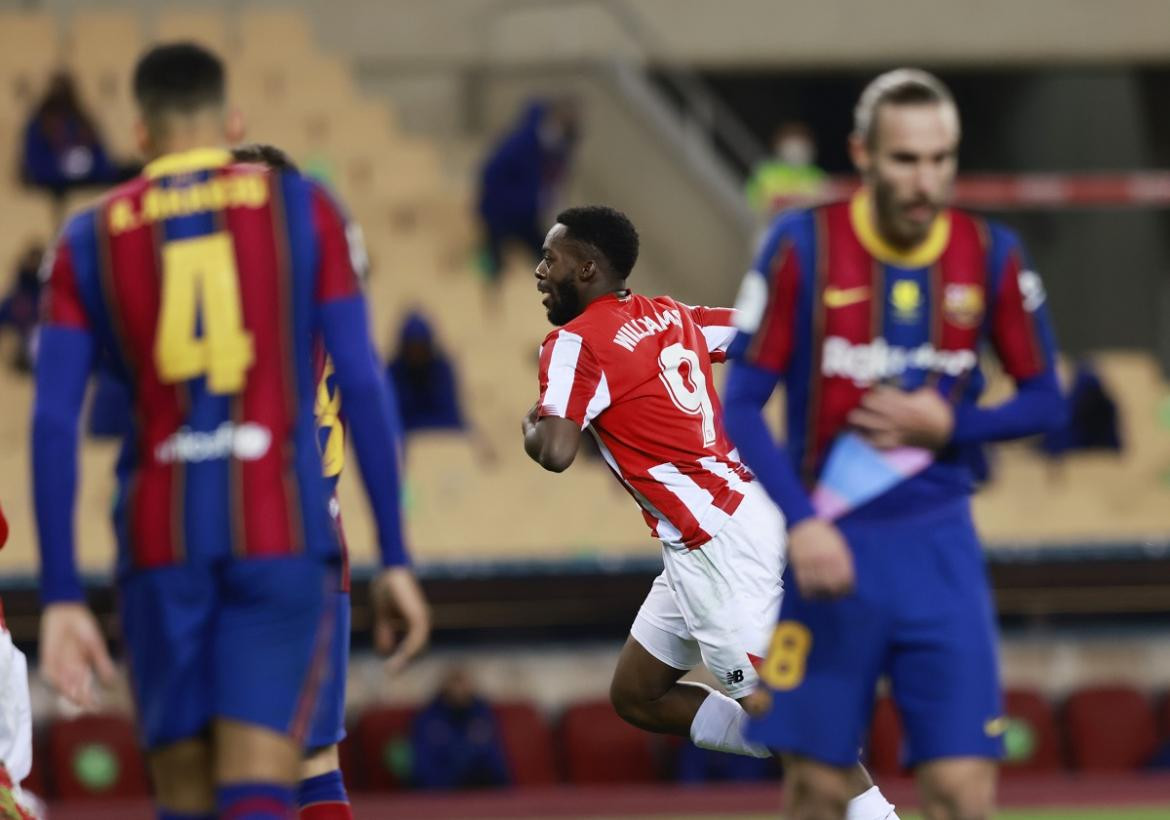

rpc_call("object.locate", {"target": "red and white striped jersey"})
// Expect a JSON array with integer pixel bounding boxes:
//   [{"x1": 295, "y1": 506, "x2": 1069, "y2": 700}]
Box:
[{"x1": 537, "y1": 291, "x2": 754, "y2": 548}]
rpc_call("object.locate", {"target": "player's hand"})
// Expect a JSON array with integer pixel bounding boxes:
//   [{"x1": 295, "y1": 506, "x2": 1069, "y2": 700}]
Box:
[
  {"x1": 521, "y1": 401, "x2": 541, "y2": 438},
  {"x1": 787, "y1": 518, "x2": 855, "y2": 598},
  {"x1": 39, "y1": 603, "x2": 116, "y2": 711},
  {"x1": 371, "y1": 567, "x2": 431, "y2": 676},
  {"x1": 848, "y1": 386, "x2": 954, "y2": 450}
]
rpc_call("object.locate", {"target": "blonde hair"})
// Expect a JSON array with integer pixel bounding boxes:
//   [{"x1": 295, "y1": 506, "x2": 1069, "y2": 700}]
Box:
[{"x1": 854, "y1": 68, "x2": 957, "y2": 145}]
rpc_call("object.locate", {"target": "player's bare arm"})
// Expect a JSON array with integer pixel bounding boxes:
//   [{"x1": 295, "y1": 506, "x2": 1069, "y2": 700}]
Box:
[{"x1": 522, "y1": 405, "x2": 581, "y2": 472}]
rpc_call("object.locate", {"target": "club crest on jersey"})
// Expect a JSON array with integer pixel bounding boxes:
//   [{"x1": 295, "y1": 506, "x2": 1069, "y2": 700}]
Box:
[
  {"x1": 944, "y1": 283, "x2": 985, "y2": 329},
  {"x1": 1019, "y1": 270, "x2": 1047, "y2": 313},
  {"x1": 890, "y1": 279, "x2": 922, "y2": 323}
]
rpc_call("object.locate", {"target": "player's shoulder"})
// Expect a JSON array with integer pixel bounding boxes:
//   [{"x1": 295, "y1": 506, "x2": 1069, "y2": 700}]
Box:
[
  {"x1": 753, "y1": 204, "x2": 822, "y2": 272},
  {"x1": 950, "y1": 207, "x2": 1025, "y2": 254},
  {"x1": 761, "y1": 205, "x2": 819, "y2": 244}
]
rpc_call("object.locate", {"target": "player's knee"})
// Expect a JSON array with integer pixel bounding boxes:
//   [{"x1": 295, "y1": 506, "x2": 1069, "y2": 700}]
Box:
[
  {"x1": 608, "y1": 674, "x2": 646, "y2": 726},
  {"x1": 736, "y1": 688, "x2": 772, "y2": 718},
  {"x1": 918, "y1": 763, "x2": 995, "y2": 820},
  {"x1": 149, "y1": 738, "x2": 213, "y2": 813}
]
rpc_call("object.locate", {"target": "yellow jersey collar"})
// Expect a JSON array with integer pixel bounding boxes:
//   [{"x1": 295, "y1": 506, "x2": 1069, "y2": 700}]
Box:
[
  {"x1": 849, "y1": 190, "x2": 950, "y2": 268},
  {"x1": 144, "y1": 147, "x2": 233, "y2": 180}
]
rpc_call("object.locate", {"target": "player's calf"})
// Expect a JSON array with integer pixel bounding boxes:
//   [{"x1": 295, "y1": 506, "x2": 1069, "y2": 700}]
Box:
[{"x1": 915, "y1": 757, "x2": 996, "y2": 820}]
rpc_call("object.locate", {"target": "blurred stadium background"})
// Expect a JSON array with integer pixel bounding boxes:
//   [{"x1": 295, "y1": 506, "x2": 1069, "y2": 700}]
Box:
[{"x1": 1, "y1": 0, "x2": 1169, "y2": 817}]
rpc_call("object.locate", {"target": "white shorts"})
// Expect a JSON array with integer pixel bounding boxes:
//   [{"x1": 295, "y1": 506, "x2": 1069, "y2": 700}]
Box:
[
  {"x1": 630, "y1": 482, "x2": 786, "y2": 699},
  {"x1": 0, "y1": 628, "x2": 32, "y2": 785}
]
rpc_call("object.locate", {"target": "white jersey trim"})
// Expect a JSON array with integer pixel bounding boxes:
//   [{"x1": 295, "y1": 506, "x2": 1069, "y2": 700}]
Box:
[
  {"x1": 583, "y1": 372, "x2": 611, "y2": 428},
  {"x1": 541, "y1": 330, "x2": 583, "y2": 418}
]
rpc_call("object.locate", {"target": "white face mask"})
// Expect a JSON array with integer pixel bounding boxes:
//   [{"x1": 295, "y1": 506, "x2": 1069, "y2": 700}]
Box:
[{"x1": 775, "y1": 137, "x2": 815, "y2": 167}]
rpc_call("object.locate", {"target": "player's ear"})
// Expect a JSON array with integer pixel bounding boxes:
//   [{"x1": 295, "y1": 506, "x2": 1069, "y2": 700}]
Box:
[
  {"x1": 225, "y1": 107, "x2": 246, "y2": 145},
  {"x1": 848, "y1": 131, "x2": 870, "y2": 175},
  {"x1": 133, "y1": 118, "x2": 152, "y2": 159},
  {"x1": 579, "y1": 260, "x2": 596, "y2": 282}
]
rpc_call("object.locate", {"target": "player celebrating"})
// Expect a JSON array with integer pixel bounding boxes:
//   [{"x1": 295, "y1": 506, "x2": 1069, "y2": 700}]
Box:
[
  {"x1": 523, "y1": 206, "x2": 897, "y2": 820},
  {"x1": 33, "y1": 45, "x2": 409, "y2": 820},
  {"x1": 723, "y1": 70, "x2": 1064, "y2": 820}
]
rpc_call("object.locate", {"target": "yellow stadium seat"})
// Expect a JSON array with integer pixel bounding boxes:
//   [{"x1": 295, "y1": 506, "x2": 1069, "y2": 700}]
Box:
[
  {"x1": 238, "y1": 9, "x2": 313, "y2": 54},
  {"x1": 152, "y1": 9, "x2": 231, "y2": 55},
  {"x1": 0, "y1": 13, "x2": 62, "y2": 110}
]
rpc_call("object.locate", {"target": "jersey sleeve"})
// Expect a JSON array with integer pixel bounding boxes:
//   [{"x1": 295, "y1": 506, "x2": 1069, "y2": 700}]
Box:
[
  {"x1": 310, "y1": 181, "x2": 363, "y2": 305},
  {"x1": 537, "y1": 329, "x2": 609, "y2": 429},
  {"x1": 726, "y1": 217, "x2": 802, "y2": 376},
  {"x1": 685, "y1": 305, "x2": 738, "y2": 363},
  {"x1": 41, "y1": 236, "x2": 89, "y2": 330},
  {"x1": 987, "y1": 229, "x2": 1057, "y2": 381}
]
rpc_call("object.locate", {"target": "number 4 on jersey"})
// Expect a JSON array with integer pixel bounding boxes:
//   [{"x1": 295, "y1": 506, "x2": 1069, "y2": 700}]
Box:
[
  {"x1": 154, "y1": 232, "x2": 254, "y2": 394},
  {"x1": 658, "y1": 342, "x2": 716, "y2": 446}
]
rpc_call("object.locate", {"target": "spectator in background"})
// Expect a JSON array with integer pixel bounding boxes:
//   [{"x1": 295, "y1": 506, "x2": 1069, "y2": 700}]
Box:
[
  {"x1": 410, "y1": 666, "x2": 510, "y2": 790},
  {"x1": 21, "y1": 72, "x2": 118, "y2": 214},
  {"x1": 476, "y1": 97, "x2": 580, "y2": 293},
  {"x1": 0, "y1": 243, "x2": 44, "y2": 372},
  {"x1": 745, "y1": 121, "x2": 826, "y2": 215},
  {"x1": 387, "y1": 311, "x2": 496, "y2": 462}
]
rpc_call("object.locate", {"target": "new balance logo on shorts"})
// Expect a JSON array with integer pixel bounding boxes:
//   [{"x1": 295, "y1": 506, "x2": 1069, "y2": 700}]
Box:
[{"x1": 726, "y1": 669, "x2": 745, "y2": 685}]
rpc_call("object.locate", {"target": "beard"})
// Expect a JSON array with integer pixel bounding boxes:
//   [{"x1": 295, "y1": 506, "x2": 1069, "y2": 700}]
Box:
[{"x1": 545, "y1": 278, "x2": 585, "y2": 326}]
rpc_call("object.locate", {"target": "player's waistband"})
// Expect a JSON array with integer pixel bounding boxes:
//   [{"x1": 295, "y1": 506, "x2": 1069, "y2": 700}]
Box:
[{"x1": 838, "y1": 492, "x2": 972, "y2": 533}]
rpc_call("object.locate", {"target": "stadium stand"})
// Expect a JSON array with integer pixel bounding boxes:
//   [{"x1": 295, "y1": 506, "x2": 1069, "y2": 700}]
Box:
[
  {"x1": 351, "y1": 705, "x2": 415, "y2": 792},
  {"x1": 47, "y1": 714, "x2": 150, "y2": 800},
  {"x1": 559, "y1": 700, "x2": 657, "y2": 784},
  {"x1": 493, "y1": 701, "x2": 559, "y2": 786},
  {"x1": 1002, "y1": 688, "x2": 1064, "y2": 775},
  {"x1": 1064, "y1": 685, "x2": 1159, "y2": 772}
]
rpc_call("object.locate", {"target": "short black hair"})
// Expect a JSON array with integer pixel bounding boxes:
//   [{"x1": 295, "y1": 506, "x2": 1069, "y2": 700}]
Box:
[
  {"x1": 231, "y1": 143, "x2": 298, "y2": 171},
  {"x1": 133, "y1": 42, "x2": 226, "y2": 121},
  {"x1": 555, "y1": 205, "x2": 639, "y2": 279}
]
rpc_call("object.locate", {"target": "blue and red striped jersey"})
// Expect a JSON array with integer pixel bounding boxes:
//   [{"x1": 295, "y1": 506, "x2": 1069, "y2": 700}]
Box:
[
  {"x1": 728, "y1": 192, "x2": 1060, "y2": 515},
  {"x1": 42, "y1": 147, "x2": 364, "y2": 572}
]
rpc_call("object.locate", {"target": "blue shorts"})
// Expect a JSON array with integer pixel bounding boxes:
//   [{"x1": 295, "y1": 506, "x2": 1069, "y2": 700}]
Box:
[
  {"x1": 748, "y1": 499, "x2": 1004, "y2": 768},
  {"x1": 119, "y1": 556, "x2": 337, "y2": 750},
  {"x1": 305, "y1": 590, "x2": 351, "y2": 751}
]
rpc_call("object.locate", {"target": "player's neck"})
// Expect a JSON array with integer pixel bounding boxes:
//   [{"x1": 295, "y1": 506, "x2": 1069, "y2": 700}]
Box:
[
  {"x1": 584, "y1": 282, "x2": 630, "y2": 308},
  {"x1": 144, "y1": 114, "x2": 229, "y2": 162}
]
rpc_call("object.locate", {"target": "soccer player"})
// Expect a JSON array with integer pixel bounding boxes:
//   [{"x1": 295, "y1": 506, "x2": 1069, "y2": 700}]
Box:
[
  {"x1": 32, "y1": 45, "x2": 410, "y2": 820},
  {"x1": 524, "y1": 206, "x2": 897, "y2": 820},
  {"x1": 722, "y1": 69, "x2": 1064, "y2": 820},
  {"x1": 229, "y1": 143, "x2": 429, "y2": 820}
]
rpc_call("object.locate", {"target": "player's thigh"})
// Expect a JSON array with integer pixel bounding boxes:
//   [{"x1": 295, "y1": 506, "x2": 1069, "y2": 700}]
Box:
[
  {"x1": 214, "y1": 556, "x2": 337, "y2": 743},
  {"x1": 888, "y1": 517, "x2": 1003, "y2": 767},
  {"x1": 119, "y1": 564, "x2": 218, "y2": 749},
  {"x1": 667, "y1": 487, "x2": 785, "y2": 700},
  {"x1": 627, "y1": 570, "x2": 702, "y2": 677},
  {"x1": 749, "y1": 566, "x2": 891, "y2": 768},
  {"x1": 305, "y1": 590, "x2": 351, "y2": 754}
]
